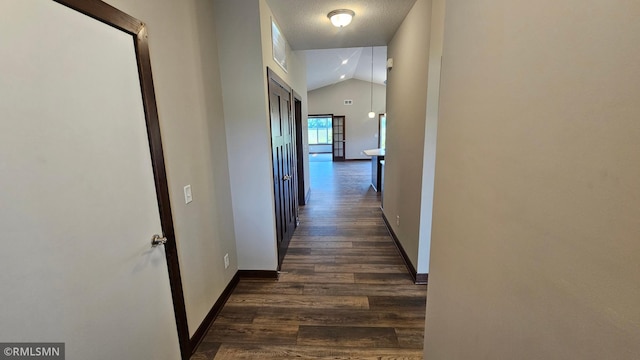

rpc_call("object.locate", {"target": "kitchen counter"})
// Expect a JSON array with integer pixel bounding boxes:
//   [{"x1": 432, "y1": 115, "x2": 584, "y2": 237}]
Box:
[
  {"x1": 363, "y1": 148, "x2": 385, "y2": 192},
  {"x1": 363, "y1": 148, "x2": 385, "y2": 157}
]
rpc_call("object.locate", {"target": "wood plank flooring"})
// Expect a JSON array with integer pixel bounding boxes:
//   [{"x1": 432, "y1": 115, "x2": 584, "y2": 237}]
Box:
[{"x1": 192, "y1": 160, "x2": 427, "y2": 360}]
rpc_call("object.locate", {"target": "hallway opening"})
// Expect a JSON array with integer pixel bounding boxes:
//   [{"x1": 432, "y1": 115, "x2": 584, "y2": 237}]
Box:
[{"x1": 192, "y1": 161, "x2": 426, "y2": 359}]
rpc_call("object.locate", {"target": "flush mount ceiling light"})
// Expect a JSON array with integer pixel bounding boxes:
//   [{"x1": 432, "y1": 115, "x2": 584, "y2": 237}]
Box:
[{"x1": 327, "y1": 9, "x2": 355, "y2": 28}]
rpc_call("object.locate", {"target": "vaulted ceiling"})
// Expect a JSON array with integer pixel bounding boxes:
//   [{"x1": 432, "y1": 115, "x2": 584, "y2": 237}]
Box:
[
  {"x1": 267, "y1": 0, "x2": 416, "y2": 90},
  {"x1": 301, "y1": 46, "x2": 387, "y2": 91}
]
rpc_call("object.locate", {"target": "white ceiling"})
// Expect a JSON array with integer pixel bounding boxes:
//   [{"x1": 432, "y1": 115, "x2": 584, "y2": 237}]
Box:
[
  {"x1": 300, "y1": 46, "x2": 388, "y2": 91},
  {"x1": 267, "y1": 0, "x2": 417, "y2": 50},
  {"x1": 266, "y1": 0, "x2": 416, "y2": 91}
]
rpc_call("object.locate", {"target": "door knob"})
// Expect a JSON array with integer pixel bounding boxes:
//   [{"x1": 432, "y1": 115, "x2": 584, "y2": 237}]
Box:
[{"x1": 151, "y1": 234, "x2": 167, "y2": 247}]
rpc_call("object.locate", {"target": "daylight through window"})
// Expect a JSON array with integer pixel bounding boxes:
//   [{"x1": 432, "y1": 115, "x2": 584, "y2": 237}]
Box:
[{"x1": 308, "y1": 116, "x2": 332, "y2": 145}]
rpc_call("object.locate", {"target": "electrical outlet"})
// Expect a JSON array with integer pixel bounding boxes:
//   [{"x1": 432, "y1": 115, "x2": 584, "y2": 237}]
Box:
[
  {"x1": 224, "y1": 253, "x2": 230, "y2": 269},
  {"x1": 396, "y1": 215, "x2": 400, "y2": 226}
]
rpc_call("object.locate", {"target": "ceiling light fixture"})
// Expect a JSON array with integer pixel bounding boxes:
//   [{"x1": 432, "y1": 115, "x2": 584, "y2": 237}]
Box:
[
  {"x1": 341, "y1": 59, "x2": 349, "y2": 65},
  {"x1": 328, "y1": 9, "x2": 355, "y2": 28},
  {"x1": 340, "y1": 74, "x2": 346, "y2": 79},
  {"x1": 368, "y1": 46, "x2": 376, "y2": 119}
]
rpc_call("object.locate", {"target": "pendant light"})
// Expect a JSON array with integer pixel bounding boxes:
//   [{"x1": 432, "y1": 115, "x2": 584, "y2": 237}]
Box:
[{"x1": 368, "y1": 46, "x2": 376, "y2": 119}]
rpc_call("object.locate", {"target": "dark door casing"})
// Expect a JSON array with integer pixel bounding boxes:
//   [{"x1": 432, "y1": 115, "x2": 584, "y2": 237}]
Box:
[
  {"x1": 267, "y1": 68, "x2": 298, "y2": 268},
  {"x1": 293, "y1": 93, "x2": 306, "y2": 205},
  {"x1": 333, "y1": 115, "x2": 346, "y2": 161}
]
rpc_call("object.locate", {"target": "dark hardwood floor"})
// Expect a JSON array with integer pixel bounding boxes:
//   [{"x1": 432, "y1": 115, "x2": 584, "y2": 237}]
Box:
[{"x1": 192, "y1": 160, "x2": 427, "y2": 359}]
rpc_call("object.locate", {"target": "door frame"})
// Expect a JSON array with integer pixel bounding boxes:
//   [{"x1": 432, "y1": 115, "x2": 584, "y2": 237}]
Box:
[
  {"x1": 332, "y1": 115, "x2": 346, "y2": 161},
  {"x1": 267, "y1": 67, "x2": 299, "y2": 269},
  {"x1": 53, "y1": 1, "x2": 190, "y2": 358},
  {"x1": 308, "y1": 113, "x2": 334, "y2": 158},
  {"x1": 293, "y1": 91, "x2": 306, "y2": 205}
]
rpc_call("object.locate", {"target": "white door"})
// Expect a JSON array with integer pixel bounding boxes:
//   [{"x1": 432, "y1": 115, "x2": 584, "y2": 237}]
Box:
[{"x1": 0, "y1": 2, "x2": 181, "y2": 359}]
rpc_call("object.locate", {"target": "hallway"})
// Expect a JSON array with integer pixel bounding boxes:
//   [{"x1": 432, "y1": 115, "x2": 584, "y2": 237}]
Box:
[{"x1": 192, "y1": 161, "x2": 427, "y2": 359}]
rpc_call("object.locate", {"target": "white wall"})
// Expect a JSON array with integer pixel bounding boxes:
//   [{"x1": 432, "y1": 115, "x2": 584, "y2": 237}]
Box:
[
  {"x1": 293, "y1": 52, "x2": 312, "y2": 202},
  {"x1": 260, "y1": 0, "x2": 310, "y2": 200},
  {"x1": 308, "y1": 79, "x2": 386, "y2": 159},
  {"x1": 214, "y1": 0, "x2": 277, "y2": 271},
  {"x1": 417, "y1": 0, "x2": 445, "y2": 275},
  {"x1": 214, "y1": 0, "x2": 308, "y2": 270},
  {"x1": 425, "y1": 0, "x2": 640, "y2": 358},
  {"x1": 384, "y1": 0, "x2": 432, "y2": 273}
]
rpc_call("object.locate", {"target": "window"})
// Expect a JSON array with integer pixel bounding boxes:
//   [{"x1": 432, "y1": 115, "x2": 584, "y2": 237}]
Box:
[
  {"x1": 308, "y1": 116, "x2": 333, "y2": 145},
  {"x1": 378, "y1": 113, "x2": 386, "y2": 148}
]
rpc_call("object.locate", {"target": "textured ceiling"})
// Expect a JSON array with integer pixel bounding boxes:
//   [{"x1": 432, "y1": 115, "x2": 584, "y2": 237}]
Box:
[
  {"x1": 267, "y1": 0, "x2": 417, "y2": 50},
  {"x1": 266, "y1": 0, "x2": 413, "y2": 91}
]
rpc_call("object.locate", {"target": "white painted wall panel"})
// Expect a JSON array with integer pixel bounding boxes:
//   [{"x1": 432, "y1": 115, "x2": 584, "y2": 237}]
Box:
[
  {"x1": 384, "y1": 0, "x2": 432, "y2": 272},
  {"x1": 426, "y1": 0, "x2": 640, "y2": 358},
  {"x1": 214, "y1": 0, "x2": 279, "y2": 270}
]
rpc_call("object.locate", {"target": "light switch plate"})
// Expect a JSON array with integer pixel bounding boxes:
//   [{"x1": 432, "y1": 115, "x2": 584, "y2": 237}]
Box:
[{"x1": 183, "y1": 185, "x2": 193, "y2": 204}]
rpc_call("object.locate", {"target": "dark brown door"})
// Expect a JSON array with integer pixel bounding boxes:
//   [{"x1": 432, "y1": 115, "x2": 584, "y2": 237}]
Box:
[
  {"x1": 268, "y1": 68, "x2": 298, "y2": 267},
  {"x1": 333, "y1": 115, "x2": 346, "y2": 161},
  {"x1": 293, "y1": 93, "x2": 306, "y2": 205}
]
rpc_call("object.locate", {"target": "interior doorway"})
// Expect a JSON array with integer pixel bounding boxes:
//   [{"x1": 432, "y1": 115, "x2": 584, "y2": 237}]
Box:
[
  {"x1": 308, "y1": 114, "x2": 333, "y2": 162},
  {"x1": 267, "y1": 68, "x2": 299, "y2": 269},
  {"x1": 307, "y1": 114, "x2": 347, "y2": 162}
]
